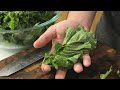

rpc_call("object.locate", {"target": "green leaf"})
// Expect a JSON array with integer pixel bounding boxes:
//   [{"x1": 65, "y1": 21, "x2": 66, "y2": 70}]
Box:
[
  {"x1": 67, "y1": 27, "x2": 87, "y2": 45},
  {"x1": 100, "y1": 66, "x2": 112, "y2": 79},
  {"x1": 8, "y1": 20, "x2": 15, "y2": 30},
  {"x1": 42, "y1": 26, "x2": 97, "y2": 69},
  {"x1": 54, "y1": 41, "x2": 63, "y2": 54},
  {"x1": 64, "y1": 42, "x2": 92, "y2": 51},
  {"x1": 0, "y1": 11, "x2": 56, "y2": 45},
  {"x1": 62, "y1": 27, "x2": 76, "y2": 45}
]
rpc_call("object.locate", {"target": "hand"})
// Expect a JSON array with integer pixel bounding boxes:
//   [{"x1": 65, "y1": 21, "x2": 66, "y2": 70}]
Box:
[{"x1": 33, "y1": 20, "x2": 91, "y2": 79}]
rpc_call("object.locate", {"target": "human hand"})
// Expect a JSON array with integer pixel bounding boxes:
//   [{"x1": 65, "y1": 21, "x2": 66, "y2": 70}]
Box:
[{"x1": 33, "y1": 20, "x2": 91, "y2": 79}]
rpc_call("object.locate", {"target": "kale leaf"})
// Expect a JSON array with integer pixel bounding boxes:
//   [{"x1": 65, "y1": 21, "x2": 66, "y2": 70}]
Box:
[
  {"x1": 0, "y1": 11, "x2": 55, "y2": 30},
  {"x1": 42, "y1": 26, "x2": 97, "y2": 69},
  {"x1": 100, "y1": 66, "x2": 112, "y2": 79}
]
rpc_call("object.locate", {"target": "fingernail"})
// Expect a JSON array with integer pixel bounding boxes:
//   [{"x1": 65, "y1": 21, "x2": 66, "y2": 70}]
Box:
[{"x1": 55, "y1": 75, "x2": 65, "y2": 79}]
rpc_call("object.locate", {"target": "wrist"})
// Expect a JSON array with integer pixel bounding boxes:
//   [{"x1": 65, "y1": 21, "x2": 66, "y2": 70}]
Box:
[
  {"x1": 67, "y1": 11, "x2": 96, "y2": 30},
  {"x1": 67, "y1": 17, "x2": 91, "y2": 30}
]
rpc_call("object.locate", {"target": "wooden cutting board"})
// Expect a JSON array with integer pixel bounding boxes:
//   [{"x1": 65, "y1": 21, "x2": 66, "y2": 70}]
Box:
[{"x1": 0, "y1": 43, "x2": 119, "y2": 79}]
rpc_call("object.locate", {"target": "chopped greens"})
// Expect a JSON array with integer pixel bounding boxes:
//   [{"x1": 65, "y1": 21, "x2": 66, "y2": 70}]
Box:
[
  {"x1": 0, "y1": 11, "x2": 55, "y2": 30},
  {"x1": 100, "y1": 66, "x2": 112, "y2": 79},
  {"x1": 0, "y1": 11, "x2": 56, "y2": 46},
  {"x1": 117, "y1": 70, "x2": 120, "y2": 78},
  {"x1": 42, "y1": 26, "x2": 97, "y2": 69}
]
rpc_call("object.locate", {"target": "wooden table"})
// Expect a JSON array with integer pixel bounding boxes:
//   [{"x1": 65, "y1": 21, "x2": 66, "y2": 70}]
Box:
[{"x1": 0, "y1": 43, "x2": 119, "y2": 79}]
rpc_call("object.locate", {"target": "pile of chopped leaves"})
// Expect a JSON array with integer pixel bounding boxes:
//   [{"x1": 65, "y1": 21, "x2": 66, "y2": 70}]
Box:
[
  {"x1": 0, "y1": 11, "x2": 56, "y2": 46},
  {"x1": 0, "y1": 11, "x2": 55, "y2": 30},
  {"x1": 42, "y1": 26, "x2": 97, "y2": 69}
]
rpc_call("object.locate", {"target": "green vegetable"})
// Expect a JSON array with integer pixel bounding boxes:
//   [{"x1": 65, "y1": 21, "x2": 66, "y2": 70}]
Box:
[
  {"x1": 117, "y1": 70, "x2": 120, "y2": 78},
  {"x1": 100, "y1": 66, "x2": 112, "y2": 79},
  {"x1": 0, "y1": 11, "x2": 55, "y2": 30},
  {"x1": 0, "y1": 11, "x2": 56, "y2": 46},
  {"x1": 42, "y1": 26, "x2": 97, "y2": 69}
]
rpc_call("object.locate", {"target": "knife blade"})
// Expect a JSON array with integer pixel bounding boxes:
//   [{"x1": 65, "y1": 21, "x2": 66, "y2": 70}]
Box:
[{"x1": 0, "y1": 45, "x2": 51, "y2": 77}]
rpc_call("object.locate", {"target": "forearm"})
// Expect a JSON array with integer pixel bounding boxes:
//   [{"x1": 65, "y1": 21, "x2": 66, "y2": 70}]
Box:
[{"x1": 67, "y1": 11, "x2": 96, "y2": 30}]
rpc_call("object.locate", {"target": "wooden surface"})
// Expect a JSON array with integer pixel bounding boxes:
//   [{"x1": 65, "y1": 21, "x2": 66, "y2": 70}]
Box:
[
  {"x1": 91, "y1": 11, "x2": 103, "y2": 32},
  {"x1": 0, "y1": 47, "x2": 53, "y2": 79},
  {"x1": 0, "y1": 43, "x2": 119, "y2": 79}
]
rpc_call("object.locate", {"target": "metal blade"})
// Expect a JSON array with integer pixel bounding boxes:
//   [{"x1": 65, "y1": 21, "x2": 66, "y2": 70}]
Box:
[{"x1": 0, "y1": 46, "x2": 50, "y2": 76}]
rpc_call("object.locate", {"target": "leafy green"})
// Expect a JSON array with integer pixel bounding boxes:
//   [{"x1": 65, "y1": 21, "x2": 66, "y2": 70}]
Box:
[
  {"x1": 0, "y1": 11, "x2": 56, "y2": 46},
  {"x1": 42, "y1": 26, "x2": 97, "y2": 69},
  {"x1": 100, "y1": 66, "x2": 112, "y2": 79},
  {"x1": 117, "y1": 70, "x2": 120, "y2": 78},
  {"x1": 0, "y1": 11, "x2": 55, "y2": 30}
]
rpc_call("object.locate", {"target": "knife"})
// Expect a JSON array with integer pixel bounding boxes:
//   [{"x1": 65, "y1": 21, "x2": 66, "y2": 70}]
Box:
[{"x1": 0, "y1": 44, "x2": 51, "y2": 77}]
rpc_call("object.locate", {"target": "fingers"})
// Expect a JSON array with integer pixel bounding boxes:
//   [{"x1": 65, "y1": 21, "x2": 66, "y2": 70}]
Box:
[
  {"x1": 41, "y1": 63, "x2": 67, "y2": 79},
  {"x1": 73, "y1": 54, "x2": 91, "y2": 73},
  {"x1": 73, "y1": 63, "x2": 83, "y2": 73},
  {"x1": 41, "y1": 64, "x2": 51, "y2": 72},
  {"x1": 83, "y1": 54, "x2": 91, "y2": 67},
  {"x1": 55, "y1": 69, "x2": 67, "y2": 79},
  {"x1": 33, "y1": 25, "x2": 57, "y2": 48},
  {"x1": 41, "y1": 54, "x2": 91, "y2": 78}
]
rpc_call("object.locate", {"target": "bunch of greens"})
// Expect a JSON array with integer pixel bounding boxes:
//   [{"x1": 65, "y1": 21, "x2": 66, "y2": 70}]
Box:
[
  {"x1": 0, "y1": 11, "x2": 56, "y2": 46},
  {"x1": 0, "y1": 11, "x2": 55, "y2": 30},
  {"x1": 42, "y1": 26, "x2": 97, "y2": 69}
]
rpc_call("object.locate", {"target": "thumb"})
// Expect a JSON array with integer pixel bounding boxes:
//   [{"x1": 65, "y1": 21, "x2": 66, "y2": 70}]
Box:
[{"x1": 33, "y1": 25, "x2": 57, "y2": 48}]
